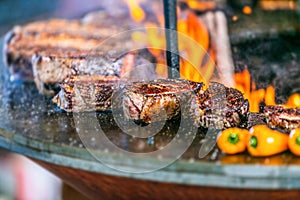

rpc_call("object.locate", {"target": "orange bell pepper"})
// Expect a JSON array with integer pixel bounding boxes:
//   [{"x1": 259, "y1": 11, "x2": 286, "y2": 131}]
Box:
[
  {"x1": 247, "y1": 125, "x2": 289, "y2": 157},
  {"x1": 288, "y1": 129, "x2": 300, "y2": 156},
  {"x1": 217, "y1": 127, "x2": 249, "y2": 154}
]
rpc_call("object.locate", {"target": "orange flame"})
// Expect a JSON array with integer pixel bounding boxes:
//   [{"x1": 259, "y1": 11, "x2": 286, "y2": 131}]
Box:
[
  {"x1": 131, "y1": 10, "x2": 215, "y2": 84},
  {"x1": 185, "y1": 0, "x2": 216, "y2": 11},
  {"x1": 178, "y1": 11, "x2": 213, "y2": 84},
  {"x1": 124, "y1": 0, "x2": 145, "y2": 23},
  {"x1": 128, "y1": 4, "x2": 299, "y2": 112},
  {"x1": 285, "y1": 94, "x2": 300, "y2": 108},
  {"x1": 234, "y1": 68, "x2": 300, "y2": 112},
  {"x1": 242, "y1": 6, "x2": 253, "y2": 15}
]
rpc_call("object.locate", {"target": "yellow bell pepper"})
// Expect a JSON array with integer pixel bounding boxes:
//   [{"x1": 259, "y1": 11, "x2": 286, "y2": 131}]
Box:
[
  {"x1": 288, "y1": 129, "x2": 300, "y2": 156},
  {"x1": 217, "y1": 127, "x2": 249, "y2": 154},
  {"x1": 247, "y1": 125, "x2": 288, "y2": 157}
]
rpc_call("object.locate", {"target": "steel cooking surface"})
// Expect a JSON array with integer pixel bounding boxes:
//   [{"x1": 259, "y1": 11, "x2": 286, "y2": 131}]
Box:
[{"x1": 1, "y1": 1, "x2": 300, "y2": 189}]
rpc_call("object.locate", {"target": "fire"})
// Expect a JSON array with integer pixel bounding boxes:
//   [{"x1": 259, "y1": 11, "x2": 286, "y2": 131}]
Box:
[
  {"x1": 128, "y1": 1, "x2": 299, "y2": 113},
  {"x1": 242, "y1": 6, "x2": 253, "y2": 15},
  {"x1": 286, "y1": 94, "x2": 300, "y2": 108},
  {"x1": 124, "y1": 0, "x2": 145, "y2": 23},
  {"x1": 178, "y1": 11, "x2": 215, "y2": 84},
  {"x1": 185, "y1": 0, "x2": 216, "y2": 11},
  {"x1": 131, "y1": 10, "x2": 215, "y2": 84},
  {"x1": 234, "y1": 68, "x2": 300, "y2": 112},
  {"x1": 259, "y1": 0, "x2": 297, "y2": 11}
]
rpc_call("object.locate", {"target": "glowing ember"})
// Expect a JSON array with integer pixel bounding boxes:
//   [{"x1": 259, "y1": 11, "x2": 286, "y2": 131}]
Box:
[
  {"x1": 242, "y1": 6, "x2": 252, "y2": 15},
  {"x1": 259, "y1": 0, "x2": 297, "y2": 11},
  {"x1": 232, "y1": 15, "x2": 238, "y2": 22}
]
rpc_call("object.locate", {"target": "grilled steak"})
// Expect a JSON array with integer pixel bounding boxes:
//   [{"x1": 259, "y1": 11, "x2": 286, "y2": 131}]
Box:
[
  {"x1": 191, "y1": 82, "x2": 249, "y2": 129},
  {"x1": 3, "y1": 17, "x2": 152, "y2": 96},
  {"x1": 122, "y1": 79, "x2": 204, "y2": 123},
  {"x1": 52, "y1": 75, "x2": 120, "y2": 112},
  {"x1": 264, "y1": 106, "x2": 300, "y2": 130},
  {"x1": 53, "y1": 77, "x2": 249, "y2": 128}
]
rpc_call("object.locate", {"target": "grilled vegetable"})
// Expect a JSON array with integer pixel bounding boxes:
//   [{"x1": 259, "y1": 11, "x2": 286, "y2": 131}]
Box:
[
  {"x1": 217, "y1": 127, "x2": 249, "y2": 154},
  {"x1": 288, "y1": 129, "x2": 300, "y2": 156},
  {"x1": 247, "y1": 125, "x2": 288, "y2": 157}
]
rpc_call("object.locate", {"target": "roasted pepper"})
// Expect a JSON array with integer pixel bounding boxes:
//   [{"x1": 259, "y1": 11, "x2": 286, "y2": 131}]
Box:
[
  {"x1": 217, "y1": 127, "x2": 249, "y2": 154},
  {"x1": 247, "y1": 125, "x2": 288, "y2": 157},
  {"x1": 288, "y1": 129, "x2": 300, "y2": 156}
]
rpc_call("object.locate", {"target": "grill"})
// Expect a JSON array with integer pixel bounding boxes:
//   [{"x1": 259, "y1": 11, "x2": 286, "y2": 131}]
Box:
[{"x1": 0, "y1": 0, "x2": 300, "y2": 199}]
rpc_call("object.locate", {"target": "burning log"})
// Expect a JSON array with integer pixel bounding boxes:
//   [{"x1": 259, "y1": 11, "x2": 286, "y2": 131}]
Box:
[{"x1": 201, "y1": 11, "x2": 235, "y2": 86}]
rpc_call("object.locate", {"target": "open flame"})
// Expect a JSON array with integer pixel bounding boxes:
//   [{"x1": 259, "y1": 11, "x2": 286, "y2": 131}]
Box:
[
  {"x1": 234, "y1": 68, "x2": 300, "y2": 112},
  {"x1": 126, "y1": 1, "x2": 300, "y2": 112},
  {"x1": 178, "y1": 11, "x2": 215, "y2": 84},
  {"x1": 130, "y1": 7, "x2": 216, "y2": 85},
  {"x1": 185, "y1": 0, "x2": 216, "y2": 11},
  {"x1": 124, "y1": 0, "x2": 145, "y2": 23}
]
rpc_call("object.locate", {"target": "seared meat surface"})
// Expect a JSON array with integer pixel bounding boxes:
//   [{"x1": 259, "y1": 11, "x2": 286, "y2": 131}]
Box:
[
  {"x1": 53, "y1": 77, "x2": 250, "y2": 128},
  {"x1": 122, "y1": 79, "x2": 204, "y2": 123},
  {"x1": 264, "y1": 106, "x2": 300, "y2": 130},
  {"x1": 191, "y1": 82, "x2": 249, "y2": 129},
  {"x1": 52, "y1": 75, "x2": 120, "y2": 112},
  {"x1": 3, "y1": 17, "x2": 151, "y2": 96}
]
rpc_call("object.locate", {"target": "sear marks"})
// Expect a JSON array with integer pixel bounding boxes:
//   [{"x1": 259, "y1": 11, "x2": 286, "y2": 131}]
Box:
[
  {"x1": 123, "y1": 79, "x2": 204, "y2": 123},
  {"x1": 52, "y1": 75, "x2": 120, "y2": 112},
  {"x1": 192, "y1": 82, "x2": 249, "y2": 129},
  {"x1": 264, "y1": 106, "x2": 300, "y2": 131},
  {"x1": 3, "y1": 18, "x2": 147, "y2": 96},
  {"x1": 53, "y1": 77, "x2": 250, "y2": 128}
]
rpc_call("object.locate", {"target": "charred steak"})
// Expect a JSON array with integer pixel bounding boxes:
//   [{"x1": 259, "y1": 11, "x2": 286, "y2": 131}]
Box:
[
  {"x1": 52, "y1": 75, "x2": 120, "y2": 112},
  {"x1": 3, "y1": 18, "x2": 153, "y2": 96},
  {"x1": 122, "y1": 79, "x2": 204, "y2": 123},
  {"x1": 264, "y1": 106, "x2": 300, "y2": 130},
  {"x1": 191, "y1": 82, "x2": 249, "y2": 129},
  {"x1": 53, "y1": 77, "x2": 249, "y2": 128}
]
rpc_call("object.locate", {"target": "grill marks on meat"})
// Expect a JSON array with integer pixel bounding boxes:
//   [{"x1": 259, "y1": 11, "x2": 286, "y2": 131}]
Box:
[
  {"x1": 264, "y1": 106, "x2": 300, "y2": 130},
  {"x1": 4, "y1": 19, "x2": 136, "y2": 96},
  {"x1": 123, "y1": 79, "x2": 204, "y2": 123},
  {"x1": 53, "y1": 75, "x2": 120, "y2": 112},
  {"x1": 53, "y1": 77, "x2": 250, "y2": 128},
  {"x1": 192, "y1": 82, "x2": 249, "y2": 129}
]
